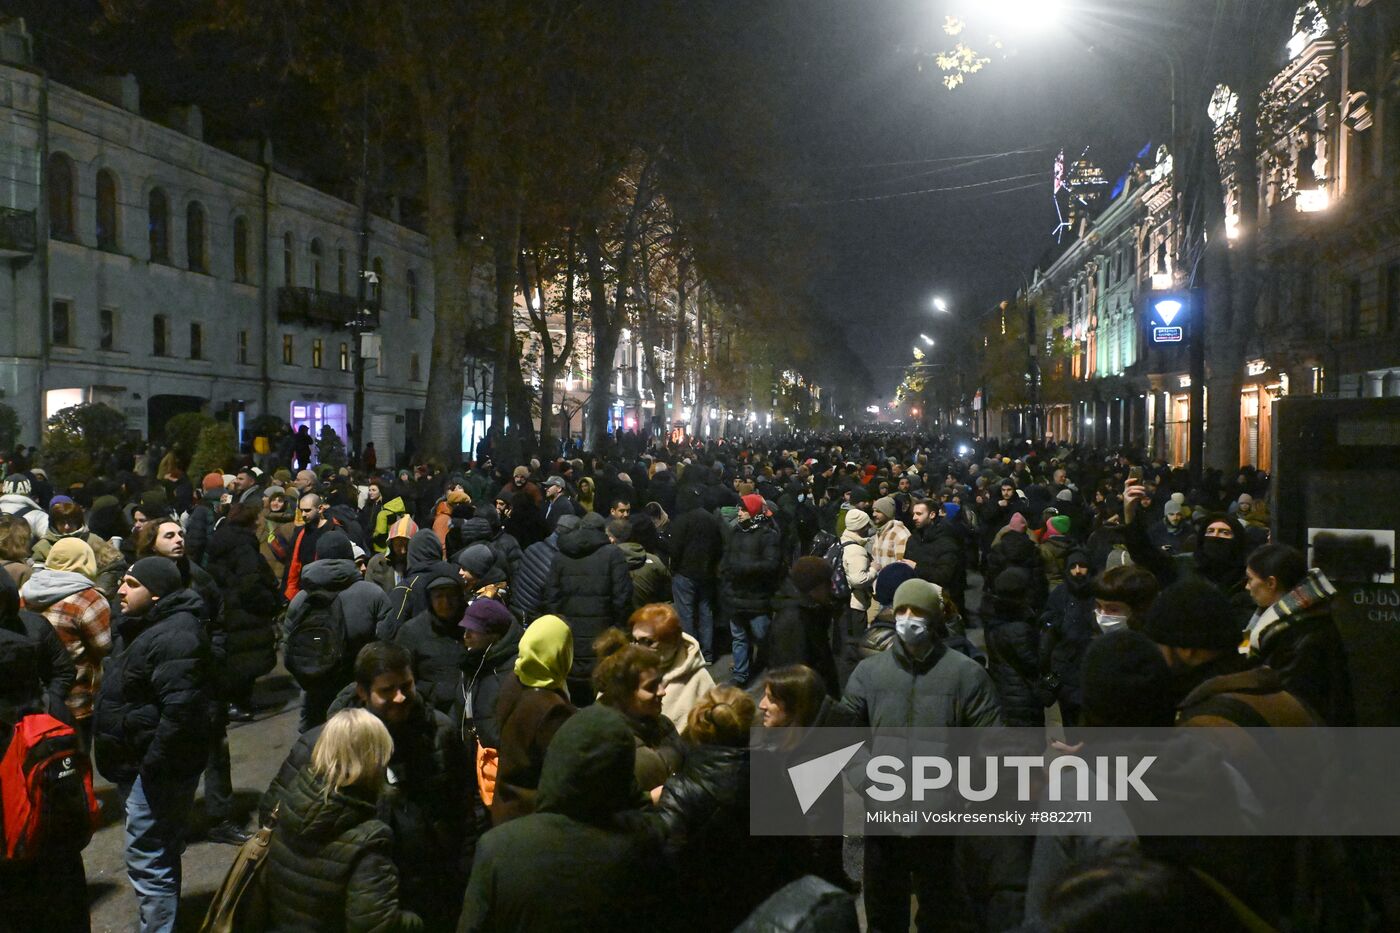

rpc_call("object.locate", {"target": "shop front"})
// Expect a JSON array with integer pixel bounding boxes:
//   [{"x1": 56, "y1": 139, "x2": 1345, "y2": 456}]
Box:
[{"x1": 1238, "y1": 358, "x2": 1287, "y2": 472}]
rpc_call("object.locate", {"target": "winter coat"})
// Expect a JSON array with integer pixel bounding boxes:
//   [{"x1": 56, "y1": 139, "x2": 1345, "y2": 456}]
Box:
[
  {"x1": 618, "y1": 542, "x2": 671, "y2": 612},
  {"x1": 490, "y1": 674, "x2": 576, "y2": 824},
  {"x1": 92, "y1": 588, "x2": 213, "y2": 783},
  {"x1": 203, "y1": 522, "x2": 281, "y2": 689},
  {"x1": 453, "y1": 517, "x2": 524, "y2": 581},
  {"x1": 985, "y1": 531, "x2": 1049, "y2": 612},
  {"x1": 288, "y1": 558, "x2": 395, "y2": 660},
  {"x1": 454, "y1": 622, "x2": 523, "y2": 750},
  {"x1": 656, "y1": 632, "x2": 717, "y2": 733},
  {"x1": 540, "y1": 526, "x2": 632, "y2": 684},
  {"x1": 837, "y1": 636, "x2": 1001, "y2": 729},
  {"x1": 983, "y1": 597, "x2": 1044, "y2": 727},
  {"x1": 259, "y1": 504, "x2": 297, "y2": 569},
  {"x1": 839, "y1": 530, "x2": 877, "y2": 612},
  {"x1": 387, "y1": 531, "x2": 447, "y2": 638},
  {"x1": 0, "y1": 570, "x2": 76, "y2": 720},
  {"x1": 261, "y1": 769, "x2": 423, "y2": 933},
  {"x1": 668, "y1": 505, "x2": 724, "y2": 581},
  {"x1": 0, "y1": 493, "x2": 48, "y2": 539},
  {"x1": 261, "y1": 688, "x2": 471, "y2": 929},
  {"x1": 459, "y1": 706, "x2": 672, "y2": 933},
  {"x1": 623, "y1": 710, "x2": 685, "y2": 792},
  {"x1": 372, "y1": 497, "x2": 410, "y2": 554},
  {"x1": 904, "y1": 521, "x2": 966, "y2": 609},
  {"x1": 1038, "y1": 535, "x2": 1075, "y2": 590},
  {"x1": 394, "y1": 609, "x2": 467, "y2": 718},
  {"x1": 656, "y1": 744, "x2": 808, "y2": 932},
  {"x1": 1037, "y1": 581, "x2": 1097, "y2": 709},
  {"x1": 2, "y1": 557, "x2": 31, "y2": 590},
  {"x1": 31, "y1": 528, "x2": 127, "y2": 601},
  {"x1": 768, "y1": 579, "x2": 840, "y2": 698},
  {"x1": 366, "y1": 553, "x2": 403, "y2": 598},
  {"x1": 19, "y1": 568, "x2": 111, "y2": 721},
  {"x1": 182, "y1": 501, "x2": 217, "y2": 567},
  {"x1": 719, "y1": 517, "x2": 782, "y2": 616},
  {"x1": 1247, "y1": 569, "x2": 1354, "y2": 726},
  {"x1": 511, "y1": 534, "x2": 559, "y2": 622},
  {"x1": 1147, "y1": 517, "x2": 1195, "y2": 556}
]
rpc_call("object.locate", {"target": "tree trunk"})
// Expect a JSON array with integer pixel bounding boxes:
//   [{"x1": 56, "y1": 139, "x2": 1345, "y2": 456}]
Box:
[
  {"x1": 490, "y1": 207, "x2": 522, "y2": 454},
  {"x1": 583, "y1": 224, "x2": 617, "y2": 450}
]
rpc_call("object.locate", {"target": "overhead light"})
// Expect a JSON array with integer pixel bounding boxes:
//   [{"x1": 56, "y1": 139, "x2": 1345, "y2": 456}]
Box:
[{"x1": 1296, "y1": 188, "x2": 1329, "y2": 213}]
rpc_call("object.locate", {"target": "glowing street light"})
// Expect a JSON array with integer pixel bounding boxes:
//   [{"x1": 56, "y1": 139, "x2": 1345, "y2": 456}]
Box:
[
  {"x1": 920, "y1": 333, "x2": 935, "y2": 346},
  {"x1": 983, "y1": 0, "x2": 1067, "y2": 34},
  {"x1": 932, "y1": 296, "x2": 949, "y2": 313}
]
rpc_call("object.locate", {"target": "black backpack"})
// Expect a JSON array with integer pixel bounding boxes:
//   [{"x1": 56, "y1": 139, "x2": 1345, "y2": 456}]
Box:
[{"x1": 283, "y1": 589, "x2": 347, "y2": 686}]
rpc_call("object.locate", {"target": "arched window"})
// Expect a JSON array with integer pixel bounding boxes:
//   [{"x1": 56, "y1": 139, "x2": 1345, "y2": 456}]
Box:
[
  {"x1": 48, "y1": 153, "x2": 76, "y2": 240},
  {"x1": 233, "y1": 217, "x2": 250, "y2": 283},
  {"x1": 310, "y1": 238, "x2": 324, "y2": 291},
  {"x1": 96, "y1": 169, "x2": 119, "y2": 250},
  {"x1": 186, "y1": 201, "x2": 207, "y2": 272},
  {"x1": 148, "y1": 189, "x2": 170, "y2": 262},
  {"x1": 283, "y1": 232, "x2": 295, "y2": 287},
  {"x1": 371, "y1": 257, "x2": 384, "y2": 305}
]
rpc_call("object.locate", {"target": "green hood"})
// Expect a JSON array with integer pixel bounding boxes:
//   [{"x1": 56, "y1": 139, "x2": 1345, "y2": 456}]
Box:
[
  {"x1": 515, "y1": 614, "x2": 573, "y2": 691},
  {"x1": 537, "y1": 705, "x2": 638, "y2": 822}
]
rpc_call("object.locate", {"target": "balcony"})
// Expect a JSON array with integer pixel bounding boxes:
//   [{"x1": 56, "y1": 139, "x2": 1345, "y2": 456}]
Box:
[
  {"x1": 0, "y1": 207, "x2": 37, "y2": 259},
  {"x1": 277, "y1": 286, "x2": 379, "y2": 330}
]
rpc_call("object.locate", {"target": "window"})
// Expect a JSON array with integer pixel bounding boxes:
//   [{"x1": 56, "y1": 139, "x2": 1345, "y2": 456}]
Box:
[
  {"x1": 51, "y1": 300, "x2": 73, "y2": 347},
  {"x1": 48, "y1": 154, "x2": 75, "y2": 240},
  {"x1": 153, "y1": 314, "x2": 169, "y2": 356},
  {"x1": 1347, "y1": 279, "x2": 1362, "y2": 337},
  {"x1": 96, "y1": 169, "x2": 119, "y2": 250},
  {"x1": 312, "y1": 338, "x2": 324, "y2": 369},
  {"x1": 148, "y1": 189, "x2": 170, "y2": 262},
  {"x1": 371, "y1": 257, "x2": 384, "y2": 305},
  {"x1": 339, "y1": 342, "x2": 350, "y2": 372},
  {"x1": 337, "y1": 248, "x2": 347, "y2": 294},
  {"x1": 283, "y1": 232, "x2": 295, "y2": 287},
  {"x1": 100, "y1": 309, "x2": 115, "y2": 350},
  {"x1": 407, "y1": 268, "x2": 419, "y2": 319},
  {"x1": 237, "y1": 329, "x2": 249, "y2": 364},
  {"x1": 282, "y1": 334, "x2": 295, "y2": 365},
  {"x1": 190, "y1": 322, "x2": 203, "y2": 360},
  {"x1": 310, "y1": 238, "x2": 324, "y2": 291},
  {"x1": 186, "y1": 202, "x2": 207, "y2": 272},
  {"x1": 233, "y1": 217, "x2": 250, "y2": 283},
  {"x1": 410, "y1": 352, "x2": 421, "y2": 382},
  {"x1": 1386, "y1": 265, "x2": 1400, "y2": 333}
]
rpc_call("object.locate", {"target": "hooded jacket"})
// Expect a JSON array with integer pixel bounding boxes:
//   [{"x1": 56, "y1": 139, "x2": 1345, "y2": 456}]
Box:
[
  {"x1": 617, "y1": 541, "x2": 671, "y2": 612},
  {"x1": 1037, "y1": 551, "x2": 1097, "y2": 710},
  {"x1": 667, "y1": 501, "x2": 724, "y2": 581},
  {"x1": 719, "y1": 514, "x2": 782, "y2": 614},
  {"x1": 768, "y1": 578, "x2": 840, "y2": 699},
  {"x1": 20, "y1": 568, "x2": 109, "y2": 720},
  {"x1": 491, "y1": 615, "x2": 576, "y2": 824},
  {"x1": 0, "y1": 569, "x2": 76, "y2": 720},
  {"x1": 93, "y1": 587, "x2": 213, "y2": 783},
  {"x1": 289, "y1": 557, "x2": 395, "y2": 652},
  {"x1": 904, "y1": 519, "x2": 967, "y2": 608},
  {"x1": 983, "y1": 573, "x2": 1044, "y2": 728},
  {"x1": 656, "y1": 631, "x2": 717, "y2": 732},
  {"x1": 541, "y1": 524, "x2": 632, "y2": 682},
  {"x1": 0, "y1": 492, "x2": 49, "y2": 539},
  {"x1": 459, "y1": 705, "x2": 670, "y2": 933},
  {"x1": 392, "y1": 571, "x2": 468, "y2": 718},
  {"x1": 386, "y1": 530, "x2": 447, "y2": 638},
  {"x1": 203, "y1": 520, "x2": 281, "y2": 687},
  {"x1": 985, "y1": 529, "x2": 1049, "y2": 612},
  {"x1": 371, "y1": 496, "x2": 410, "y2": 554},
  {"x1": 262, "y1": 769, "x2": 423, "y2": 933},
  {"x1": 454, "y1": 620, "x2": 523, "y2": 750},
  {"x1": 31, "y1": 527, "x2": 127, "y2": 600}
]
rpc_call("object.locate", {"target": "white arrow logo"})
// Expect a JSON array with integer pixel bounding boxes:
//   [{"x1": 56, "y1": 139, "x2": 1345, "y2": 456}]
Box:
[
  {"x1": 1155, "y1": 299, "x2": 1183, "y2": 326},
  {"x1": 787, "y1": 741, "x2": 864, "y2": 814}
]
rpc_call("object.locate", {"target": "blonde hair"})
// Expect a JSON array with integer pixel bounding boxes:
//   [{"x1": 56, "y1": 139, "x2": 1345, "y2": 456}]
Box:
[
  {"x1": 685, "y1": 685, "x2": 756, "y2": 747},
  {"x1": 310, "y1": 709, "x2": 394, "y2": 797}
]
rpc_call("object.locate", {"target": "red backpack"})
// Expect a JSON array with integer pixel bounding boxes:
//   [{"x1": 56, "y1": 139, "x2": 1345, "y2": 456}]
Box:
[{"x1": 0, "y1": 713, "x2": 100, "y2": 860}]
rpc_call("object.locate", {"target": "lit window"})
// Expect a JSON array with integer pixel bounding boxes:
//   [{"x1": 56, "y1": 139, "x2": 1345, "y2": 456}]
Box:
[
  {"x1": 339, "y1": 342, "x2": 350, "y2": 372},
  {"x1": 282, "y1": 334, "x2": 294, "y2": 365},
  {"x1": 312, "y1": 338, "x2": 323, "y2": 369},
  {"x1": 237, "y1": 330, "x2": 249, "y2": 364}
]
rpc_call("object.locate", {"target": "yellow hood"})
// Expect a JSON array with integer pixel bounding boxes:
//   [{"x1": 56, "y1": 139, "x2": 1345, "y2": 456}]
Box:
[{"x1": 516, "y1": 614, "x2": 574, "y2": 692}]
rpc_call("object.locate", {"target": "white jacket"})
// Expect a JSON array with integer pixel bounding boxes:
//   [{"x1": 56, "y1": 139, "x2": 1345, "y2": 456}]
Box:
[{"x1": 0, "y1": 494, "x2": 49, "y2": 539}]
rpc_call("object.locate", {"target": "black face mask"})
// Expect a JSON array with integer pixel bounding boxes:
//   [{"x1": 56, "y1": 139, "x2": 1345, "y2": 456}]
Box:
[
  {"x1": 1198, "y1": 538, "x2": 1237, "y2": 573},
  {"x1": 1065, "y1": 572, "x2": 1094, "y2": 597}
]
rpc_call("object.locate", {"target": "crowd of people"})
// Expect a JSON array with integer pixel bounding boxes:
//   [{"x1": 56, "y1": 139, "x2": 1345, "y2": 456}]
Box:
[{"x1": 0, "y1": 430, "x2": 1387, "y2": 932}]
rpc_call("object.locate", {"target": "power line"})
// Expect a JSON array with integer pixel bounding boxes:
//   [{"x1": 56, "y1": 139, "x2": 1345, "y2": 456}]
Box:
[
  {"x1": 835, "y1": 146, "x2": 1052, "y2": 171},
  {"x1": 788, "y1": 171, "x2": 1045, "y2": 208}
]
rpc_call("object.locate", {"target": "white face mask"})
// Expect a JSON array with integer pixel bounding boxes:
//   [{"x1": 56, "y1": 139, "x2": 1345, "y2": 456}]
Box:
[
  {"x1": 1094, "y1": 609, "x2": 1128, "y2": 634},
  {"x1": 894, "y1": 611, "x2": 934, "y2": 655}
]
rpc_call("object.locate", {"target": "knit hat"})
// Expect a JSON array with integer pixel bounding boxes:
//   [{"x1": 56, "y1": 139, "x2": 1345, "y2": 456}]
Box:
[
  {"x1": 273, "y1": 468, "x2": 293, "y2": 484},
  {"x1": 388, "y1": 515, "x2": 419, "y2": 541},
  {"x1": 873, "y1": 496, "x2": 896, "y2": 519},
  {"x1": 1141, "y1": 578, "x2": 1241, "y2": 651},
  {"x1": 136, "y1": 488, "x2": 170, "y2": 518},
  {"x1": 446, "y1": 473, "x2": 468, "y2": 490},
  {"x1": 875, "y1": 562, "x2": 917, "y2": 608},
  {"x1": 1, "y1": 475, "x2": 31, "y2": 497},
  {"x1": 891, "y1": 578, "x2": 943, "y2": 623},
  {"x1": 1080, "y1": 629, "x2": 1175, "y2": 727},
  {"x1": 47, "y1": 538, "x2": 97, "y2": 580},
  {"x1": 516, "y1": 614, "x2": 574, "y2": 692},
  {"x1": 582, "y1": 512, "x2": 606, "y2": 531},
  {"x1": 941, "y1": 502, "x2": 961, "y2": 522},
  {"x1": 844, "y1": 509, "x2": 871, "y2": 533},
  {"x1": 1007, "y1": 513, "x2": 1028, "y2": 534},
  {"x1": 1056, "y1": 488, "x2": 1074, "y2": 502},
  {"x1": 555, "y1": 514, "x2": 581, "y2": 534},
  {"x1": 741, "y1": 494, "x2": 765, "y2": 518},
  {"x1": 1170, "y1": 492, "x2": 1186, "y2": 505},
  {"x1": 446, "y1": 489, "x2": 471, "y2": 506},
  {"x1": 460, "y1": 597, "x2": 514, "y2": 634},
  {"x1": 202, "y1": 472, "x2": 224, "y2": 492},
  {"x1": 1046, "y1": 515, "x2": 1072, "y2": 537},
  {"x1": 1163, "y1": 500, "x2": 1183, "y2": 517},
  {"x1": 128, "y1": 556, "x2": 182, "y2": 598},
  {"x1": 264, "y1": 485, "x2": 287, "y2": 501},
  {"x1": 315, "y1": 530, "x2": 354, "y2": 561},
  {"x1": 456, "y1": 544, "x2": 496, "y2": 579},
  {"x1": 993, "y1": 567, "x2": 1033, "y2": 603},
  {"x1": 789, "y1": 556, "x2": 831, "y2": 595}
]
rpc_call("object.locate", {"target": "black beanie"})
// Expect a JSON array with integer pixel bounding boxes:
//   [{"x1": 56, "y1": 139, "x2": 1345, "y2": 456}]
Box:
[
  {"x1": 1080, "y1": 629, "x2": 1176, "y2": 727},
  {"x1": 128, "y1": 556, "x2": 183, "y2": 598},
  {"x1": 315, "y1": 530, "x2": 354, "y2": 561},
  {"x1": 1141, "y1": 578, "x2": 1241, "y2": 651},
  {"x1": 993, "y1": 567, "x2": 1033, "y2": 602}
]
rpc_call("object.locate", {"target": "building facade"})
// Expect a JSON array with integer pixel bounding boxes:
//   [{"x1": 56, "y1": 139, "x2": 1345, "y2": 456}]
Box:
[{"x1": 0, "y1": 24, "x2": 468, "y2": 463}]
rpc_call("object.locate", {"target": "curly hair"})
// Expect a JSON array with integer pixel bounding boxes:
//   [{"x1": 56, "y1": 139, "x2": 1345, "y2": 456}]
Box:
[
  {"x1": 685, "y1": 685, "x2": 755, "y2": 746},
  {"x1": 591, "y1": 627, "x2": 661, "y2": 708}
]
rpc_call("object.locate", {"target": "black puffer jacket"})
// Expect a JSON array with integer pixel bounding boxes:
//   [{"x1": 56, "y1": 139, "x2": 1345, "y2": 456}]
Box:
[
  {"x1": 1037, "y1": 579, "x2": 1097, "y2": 709},
  {"x1": 719, "y1": 517, "x2": 782, "y2": 615},
  {"x1": 512, "y1": 534, "x2": 559, "y2": 622},
  {"x1": 203, "y1": 521, "x2": 281, "y2": 689},
  {"x1": 768, "y1": 579, "x2": 839, "y2": 698},
  {"x1": 985, "y1": 531, "x2": 1048, "y2": 612},
  {"x1": 387, "y1": 531, "x2": 446, "y2": 637},
  {"x1": 93, "y1": 588, "x2": 212, "y2": 783},
  {"x1": 261, "y1": 687, "x2": 471, "y2": 930},
  {"x1": 668, "y1": 500, "x2": 723, "y2": 581},
  {"x1": 453, "y1": 621, "x2": 522, "y2": 750},
  {"x1": 453, "y1": 510, "x2": 523, "y2": 581},
  {"x1": 541, "y1": 525, "x2": 632, "y2": 682},
  {"x1": 393, "y1": 604, "x2": 467, "y2": 718},
  {"x1": 262, "y1": 768, "x2": 423, "y2": 933},
  {"x1": 0, "y1": 570, "x2": 76, "y2": 721},
  {"x1": 983, "y1": 592, "x2": 1043, "y2": 728},
  {"x1": 657, "y1": 744, "x2": 807, "y2": 933},
  {"x1": 904, "y1": 521, "x2": 967, "y2": 609}
]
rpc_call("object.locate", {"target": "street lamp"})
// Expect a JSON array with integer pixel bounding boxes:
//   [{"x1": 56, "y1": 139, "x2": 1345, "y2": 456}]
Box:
[
  {"x1": 920, "y1": 334, "x2": 935, "y2": 346},
  {"x1": 932, "y1": 297, "x2": 949, "y2": 314}
]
